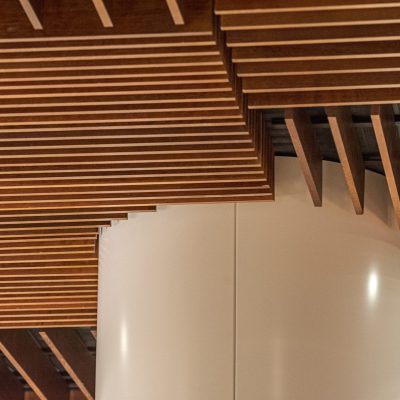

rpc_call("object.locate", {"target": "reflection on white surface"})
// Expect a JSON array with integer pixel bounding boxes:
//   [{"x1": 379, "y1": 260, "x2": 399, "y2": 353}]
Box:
[
  {"x1": 96, "y1": 204, "x2": 235, "y2": 400},
  {"x1": 236, "y1": 158, "x2": 400, "y2": 400},
  {"x1": 368, "y1": 271, "x2": 379, "y2": 304},
  {"x1": 96, "y1": 158, "x2": 400, "y2": 400},
  {"x1": 120, "y1": 319, "x2": 128, "y2": 362}
]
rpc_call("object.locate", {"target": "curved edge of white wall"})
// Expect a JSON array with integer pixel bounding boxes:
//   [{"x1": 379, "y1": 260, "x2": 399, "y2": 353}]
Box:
[{"x1": 96, "y1": 157, "x2": 400, "y2": 400}]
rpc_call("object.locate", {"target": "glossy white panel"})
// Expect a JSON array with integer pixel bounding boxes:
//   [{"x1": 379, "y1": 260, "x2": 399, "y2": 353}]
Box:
[
  {"x1": 96, "y1": 204, "x2": 235, "y2": 400},
  {"x1": 236, "y1": 157, "x2": 400, "y2": 400}
]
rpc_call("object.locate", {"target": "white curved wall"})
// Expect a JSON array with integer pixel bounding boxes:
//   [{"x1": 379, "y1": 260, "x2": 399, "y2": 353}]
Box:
[
  {"x1": 96, "y1": 157, "x2": 400, "y2": 400},
  {"x1": 96, "y1": 204, "x2": 235, "y2": 400}
]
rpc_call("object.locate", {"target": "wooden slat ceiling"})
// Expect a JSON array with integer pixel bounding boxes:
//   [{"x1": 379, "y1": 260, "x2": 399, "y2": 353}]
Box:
[
  {"x1": 1, "y1": 0, "x2": 400, "y2": 331},
  {"x1": 0, "y1": 328, "x2": 96, "y2": 400},
  {"x1": 0, "y1": 0, "x2": 272, "y2": 329},
  {"x1": 215, "y1": 0, "x2": 400, "y2": 108}
]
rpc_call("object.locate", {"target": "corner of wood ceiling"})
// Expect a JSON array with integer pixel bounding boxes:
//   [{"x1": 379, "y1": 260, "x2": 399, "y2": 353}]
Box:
[{"x1": 0, "y1": 0, "x2": 273, "y2": 329}]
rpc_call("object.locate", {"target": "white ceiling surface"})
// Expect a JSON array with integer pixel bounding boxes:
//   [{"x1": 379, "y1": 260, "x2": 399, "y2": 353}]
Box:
[{"x1": 96, "y1": 157, "x2": 400, "y2": 400}]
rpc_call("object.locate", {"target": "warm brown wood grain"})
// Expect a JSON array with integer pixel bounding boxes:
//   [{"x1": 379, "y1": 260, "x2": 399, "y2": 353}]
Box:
[
  {"x1": 0, "y1": 330, "x2": 69, "y2": 400},
  {"x1": 40, "y1": 329, "x2": 96, "y2": 400},
  {"x1": 218, "y1": 0, "x2": 400, "y2": 108},
  {"x1": 285, "y1": 108, "x2": 322, "y2": 206},
  {"x1": 215, "y1": 0, "x2": 400, "y2": 14},
  {"x1": 327, "y1": 107, "x2": 365, "y2": 214},
  {"x1": 371, "y1": 104, "x2": 400, "y2": 222},
  {"x1": 0, "y1": 3, "x2": 273, "y2": 329},
  {"x1": 25, "y1": 387, "x2": 87, "y2": 399},
  {"x1": 1, "y1": 0, "x2": 213, "y2": 37},
  {"x1": 220, "y1": 7, "x2": 400, "y2": 30},
  {"x1": 0, "y1": 357, "x2": 24, "y2": 400}
]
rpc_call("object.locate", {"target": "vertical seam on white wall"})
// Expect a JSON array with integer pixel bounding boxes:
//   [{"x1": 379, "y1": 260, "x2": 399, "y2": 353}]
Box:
[{"x1": 233, "y1": 202, "x2": 237, "y2": 400}]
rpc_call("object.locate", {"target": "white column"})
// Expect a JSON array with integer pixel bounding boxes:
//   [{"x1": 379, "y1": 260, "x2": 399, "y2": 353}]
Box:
[
  {"x1": 96, "y1": 157, "x2": 400, "y2": 400},
  {"x1": 96, "y1": 204, "x2": 235, "y2": 400},
  {"x1": 236, "y1": 157, "x2": 400, "y2": 400}
]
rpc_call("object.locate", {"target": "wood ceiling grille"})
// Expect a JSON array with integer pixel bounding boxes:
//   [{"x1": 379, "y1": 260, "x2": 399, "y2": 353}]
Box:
[
  {"x1": 215, "y1": 0, "x2": 400, "y2": 108},
  {"x1": 0, "y1": 0, "x2": 272, "y2": 329}
]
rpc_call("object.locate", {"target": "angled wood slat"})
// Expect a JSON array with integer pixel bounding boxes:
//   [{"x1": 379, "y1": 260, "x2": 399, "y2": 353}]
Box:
[
  {"x1": 0, "y1": 330, "x2": 69, "y2": 400},
  {"x1": 91, "y1": 0, "x2": 113, "y2": 28},
  {"x1": 326, "y1": 107, "x2": 365, "y2": 214},
  {"x1": 166, "y1": 0, "x2": 185, "y2": 25},
  {"x1": 40, "y1": 330, "x2": 96, "y2": 400},
  {"x1": 18, "y1": 0, "x2": 42, "y2": 30},
  {"x1": 0, "y1": 1, "x2": 213, "y2": 39},
  {"x1": 285, "y1": 108, "x2": 322, "y2": 206},
  {"x1": 371, "y1": 104, "x2": 400, "y2": 222}
]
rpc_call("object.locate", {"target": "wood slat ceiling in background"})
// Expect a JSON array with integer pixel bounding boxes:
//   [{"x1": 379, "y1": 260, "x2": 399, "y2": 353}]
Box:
[
  {"x1": 0, "y1": 0, "x2": 399, "y2": 330},
  {"x1": 0, "y1": 328, "x2": 96, "y2": 399},
  {"x1": 0, "y1": 0, "x2": 272, "y2": 329},
  {"x1": 215, "y1": 0, "x2": 400, "y2": 108},
  {"x1": 2, "y1": 0, "x2": 400, "y2": 398}
]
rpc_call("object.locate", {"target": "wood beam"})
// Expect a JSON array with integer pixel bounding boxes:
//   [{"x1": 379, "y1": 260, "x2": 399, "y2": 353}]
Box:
[
  {"x1": 371, "y1": 104, "x2": 400, "y2": 222},
  {"x1": 326, "y1": 107, "x2": 365, "y2": 214},
  {"x1": 247, "y1": 88, "x2": 400, "y2": 109},
  {"x1": 39, "y1": 329, "x2": 96, "y2": 400},
  {"x1": 0, "y1": 330, "x2": 69, "y2": 400},
  {"x1": 0, "y1": 357, "x2": 24, "y2": 400},
  {"x1": 215, "y1": 0, "x2": 400, "y2": 15},
  {"x1": 166, "y1": 0, "x2": 185, "y2": 25},
  {"x1": 285, "y1": 108, "x2": 322, "y2": 206},
  {"x1": 91, "y1": 0, "x2": 113, "y2": 28},
  {"x1": 220, "y1": 7, "x2": 400, "y2": 30},
  {"x1": 18, "y1": 0, "x2": 43, "y2": 30}
]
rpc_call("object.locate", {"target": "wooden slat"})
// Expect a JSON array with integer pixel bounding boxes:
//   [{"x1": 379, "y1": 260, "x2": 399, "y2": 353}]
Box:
[
  {"x1": 215, "y1": 0, "x2": 400, "y2": 14},
  {"x1": 0, "y1": 330, "x2": 69, "y2": 400},
  {"x1": 218, "y1": 0, "x2": 400, "y2": 111},
  {"x1": 220, "y1": 7, "x2": 400, "y2": 30},
  {"x1": 91, "y1": 0, "x2": 113, "y2": 28},
  {"x1": 242, "y1": 72, "x2": 400, "y2": 93},
  {"x1": 371, "y1": 104, "x2": 400, "y2": 221},
  {"x1": 226, "y1": 23, "x2": 400, "y2": 46},
  {"x1": 166, "y1": 0, "x2": 185, "y2": 25},
  {"x1": 236, "y1": 57, "x2": 400, "y2": 77},
  {"x1": 232, "y1": 41, "x2": 400, "y2": 63},
  {"x1": 18, "y1": 0, "x2": 43, "y2": 30},
  {"x1": 326, "y1": 107, "x2": 365, "y2": 214},
  {"x1": 39, "y1": 329, "x2": 96, "y2": 400},
  {"x1": 247, "y1": 88, "x2": 400, "y2": 108},
  {"x1": 285, "y1": 108, "x2": 322, "y2": 206},
  {"x1": 0, "y1": 357, "x2": 24, "y2": 400}
]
